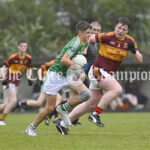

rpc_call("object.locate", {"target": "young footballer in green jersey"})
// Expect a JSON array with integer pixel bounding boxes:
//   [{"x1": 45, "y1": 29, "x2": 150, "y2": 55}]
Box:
[{"x1": 26, "y1": 20, "x2": 91, "y2": 136}]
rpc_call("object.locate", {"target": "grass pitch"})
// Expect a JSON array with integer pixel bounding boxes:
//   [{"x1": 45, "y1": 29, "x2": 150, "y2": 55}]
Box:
[{"x1": 0, "y1": 112, "x2": 150, "y2": 150}]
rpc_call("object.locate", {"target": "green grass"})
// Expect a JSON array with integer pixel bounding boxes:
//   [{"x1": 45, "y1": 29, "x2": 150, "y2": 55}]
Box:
[{"x1": 0, "y1": 112, "x2": 150, "y2": 150}]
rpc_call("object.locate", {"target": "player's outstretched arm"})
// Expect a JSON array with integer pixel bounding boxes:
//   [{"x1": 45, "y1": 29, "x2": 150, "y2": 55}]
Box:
[
  {"x1": 133, "y1": 51, "x2": 143, "y2": 64},
  {"x1": 89, "y1": 34, "x2": 97, "y2": 43},
  {"x1": 128, "y1": 42, "x2": 143, "y2": 64}
]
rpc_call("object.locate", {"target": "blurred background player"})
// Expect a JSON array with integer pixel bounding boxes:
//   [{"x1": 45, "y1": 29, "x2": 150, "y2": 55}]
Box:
[
  {"x1": 109, "y1": 94, "x2": 138, "y2": 110},
  {"x1": 0, "y1": 40, "x2": 32, "y2": 126},
  {"x1": 124, "y1": 80, "x2": 149, "y2": 110},
  {"x1": 17, "y1": 54, "x2": 62, "y2": 124},
  {"x1": 84, "y1": 21, "x2": 101, "y2": 78}
]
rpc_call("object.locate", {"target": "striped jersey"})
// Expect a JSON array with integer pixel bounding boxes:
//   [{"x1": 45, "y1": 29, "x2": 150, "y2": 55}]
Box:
[
  {"x1": 40, "y1": 59, "x2": 56, "y2": 76},
  {"x1": 93, "y1": 32, "x2": 138, "y2": 73},
  {"x1": 4, "y1": 53, "x2": 32, "y2": 86}
]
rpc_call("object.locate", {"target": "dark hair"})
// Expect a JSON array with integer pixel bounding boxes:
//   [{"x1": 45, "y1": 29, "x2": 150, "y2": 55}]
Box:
[
  {"x1": 117, "y1": 17, "x2": 130, "y2": 27},
  {"x1": 76, "y1": 21, "x2": 91, "y2": 32},
  {"x1": 18, "y1": 40, "x2": 27, "y2": 45}
]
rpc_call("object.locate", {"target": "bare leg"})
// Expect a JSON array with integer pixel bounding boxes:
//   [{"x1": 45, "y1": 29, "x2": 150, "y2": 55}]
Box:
[
  {"x1": 116, "y1": 96, "x2": 124, "y2": 106},
  {"x1": 56, "y1": 83, "x2": 90, "y2": 126},
  {"x1": 115, "y1": 96, "x2": 129, "y2": 109},
  {"x1": 69, "y1": 89, "x2": 103, "y2": 122},
  {"x1": 0, "y1": 103, "x2": 8, "y2": 112},
  {"x1": 55, "y1": 93, "x2": 62, "y2": 106},
  {"x1": 0, "y1": 89, "x2": 9, "y2": 112},
  {"x1": 89, "y1": 77, "x2": 122, "y2": 127},
  {"x1": 97, "y1": 77, "x2": 122, "y2": 109},
  {"x1": 123, "y1": 94, "x2": 138, "y2": 107},
  {"x1": 3, "y1": 88, "x2": 17, "y2": 114},
  {"x1": 68, "y1": 83, "x2": 89, "y2": 107},
  {"x1": 26, "y1": 92, "x2": 46, "y2": 107},
  {"x1": 33, "y1": 94, "x2": 56, "y2": 126}
]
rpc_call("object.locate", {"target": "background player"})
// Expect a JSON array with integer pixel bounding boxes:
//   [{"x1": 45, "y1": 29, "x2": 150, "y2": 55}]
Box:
[{"x1": 0, "y1": 40, "x2": 32, "y2": 126}]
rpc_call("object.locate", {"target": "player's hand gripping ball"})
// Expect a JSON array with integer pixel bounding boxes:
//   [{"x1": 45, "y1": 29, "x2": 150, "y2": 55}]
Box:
[
  {"x1": 71, "y1": 54, "x2": 87, "y2": 67},
  {"x1": 67, "y1": 64, "x2": 86, "y2": 86}
]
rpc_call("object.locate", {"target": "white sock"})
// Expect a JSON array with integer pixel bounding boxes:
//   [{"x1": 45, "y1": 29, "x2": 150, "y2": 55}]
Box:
[
  {"x1": 92, "y1": 112, "x2": 99, "y2": 115},
  {"x1": 60, "y1": 121, "x2": 67, "y2": 128}
]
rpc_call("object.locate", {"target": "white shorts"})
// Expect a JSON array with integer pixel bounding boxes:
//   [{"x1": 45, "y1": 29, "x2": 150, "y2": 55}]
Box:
[
  {"x1": 3, "y1": 83, "x2": 18, "y2": 102},
  {"x1": 3, "y1": 83, "x2": 18, "y2": 92},
  {"x1": 42, "y1": 71, "x2": 69, "y2": 95},
  {"x1": 88, "y1": 65, "x2": 111, "y2": 90}
]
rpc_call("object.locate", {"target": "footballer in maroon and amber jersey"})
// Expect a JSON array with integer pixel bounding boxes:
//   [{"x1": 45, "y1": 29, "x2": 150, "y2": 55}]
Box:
[
  {"x1": 40, "y1": 59, "x2": 56, "y2": 77},
  {"x1": 93, "y1": 32, "x2": 138, "y2": 73},
  {"x1": 4, "y1": 53, "x2": 32, "y2": 86}
]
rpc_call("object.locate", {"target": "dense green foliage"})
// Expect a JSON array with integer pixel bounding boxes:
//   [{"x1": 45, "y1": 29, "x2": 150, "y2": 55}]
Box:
[
  {"x1": 0, "y1": 0, "x2": 150, "y2": 58},
  {"x1": 0, "y1": 113, "x2": 150, "y2": 150}
]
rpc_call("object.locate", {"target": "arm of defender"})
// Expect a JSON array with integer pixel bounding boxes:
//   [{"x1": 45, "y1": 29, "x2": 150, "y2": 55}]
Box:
[
  {"x1": 133, "y1": 51, "x2": 143, "y2": 64},
  {"x1": 89, "y1": 34, "x2": 97, "y2": 43},
  {"x1": 26, "y1": 67, "x2": 33, "y2": 86},
  {"x1": 1, "y1": 65, "x2": 7, "y2": 80},
  {"x1": 37, "y1": 68, "x2": 43, "y2": 81},
  {"x1": 26, "y1": 67, "x2": 32, "y2": 79}
]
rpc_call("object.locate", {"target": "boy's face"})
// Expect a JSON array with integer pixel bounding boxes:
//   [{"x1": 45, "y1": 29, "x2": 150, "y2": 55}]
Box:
[
  {"x1": 17, "y1": 43, "x2": 27, "y2": 52},
  {"x1": 91, "y1": 25, "x2": 101, "y2": 34},
  {"x1": 80, "y1": 28, "x2": 91, "y2": 41},
  {"x1": 115, "y1": 23, "x2": 128, "y2": 39}
]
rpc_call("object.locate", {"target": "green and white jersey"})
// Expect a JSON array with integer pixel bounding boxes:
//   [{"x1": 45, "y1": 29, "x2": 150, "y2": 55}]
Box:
[{"x1": 50, "y1": 36, "x2": 88, "y2": 76}]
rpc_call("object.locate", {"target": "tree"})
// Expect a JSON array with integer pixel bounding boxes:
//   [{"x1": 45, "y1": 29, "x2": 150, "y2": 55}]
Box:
[{"x1": 0, "y1": 0, "x2": 150, "y2": 59}]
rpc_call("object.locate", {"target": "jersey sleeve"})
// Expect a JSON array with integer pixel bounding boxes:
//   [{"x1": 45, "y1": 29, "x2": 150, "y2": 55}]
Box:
[
  {"x1": 3, "y1": 55, "x2": 14, "y2": 67},
  {"x1": 27, "y1": 58, "x2": 32, "y2": 67},
  {"x1": 40, "y1": 63, "x2": 46, "y2": 71},
  {"x1": 40, "y1": 60, "x2": 55, "y2": 72},
  {"x1": 128, "y1": 37, "x2": 139, "y2": 51},
  {"x1": 65, "y1": 38, "x2": 80, "y2": 58},
  {"x1": 132, "y1": 40, "x2": 138, "y2": 51},
  {"x1": 4, "y1": 59, "x2": 10, "y2": 67},
  {"x1": 96, "y1": 33, "x2": 111, "y2": 43}
]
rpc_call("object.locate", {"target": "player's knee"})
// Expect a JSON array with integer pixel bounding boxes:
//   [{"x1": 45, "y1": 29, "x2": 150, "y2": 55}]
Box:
[
  {"x1": 89, "y1": 103, "x2": 96, "y2": 110},
  {"x1": 11, "y1": 98, "x2": 17, "y2": 104},
  {"x1": 36, "y1": 101, "x2": 43, "y2": 107},
  {"x1": 115, "y1": 86, "x2": 122, "y2": 96},
  {"x1": 79, "y1": 90, "x2": 91, "y2": 102},
  {"x1": 45, "y1": 106, "x2": 54, "y2": 114}
]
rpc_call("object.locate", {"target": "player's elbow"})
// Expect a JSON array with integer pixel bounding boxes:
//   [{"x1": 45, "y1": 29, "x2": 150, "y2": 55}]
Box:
[
  {"x1": 61, "y1": 58, "x2": 68, "y2": 66},
  {"x1": 61, "y1": 57, "x2": 66, "y2": 64},
  {"x1": 61, "y1": 57, "x2": 72, "y2": 67}
]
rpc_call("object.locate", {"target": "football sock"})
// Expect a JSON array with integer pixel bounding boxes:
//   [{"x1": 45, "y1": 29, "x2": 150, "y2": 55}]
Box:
[
  {"x1": 0, "y1": 112, "x2": 8, "y2": 121},
  {"x1": 30, "y1": 123, "x2": 37, "y2": 129},
  {"x1": 61, "y1": 101, "x2": 72, "y2": 111},
  {"x1": 93, "y1": 106, "x2": 103, "y2": 115},
  {"x1": 60, "y1": 120, "x2": 67, "y2": 127}
]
